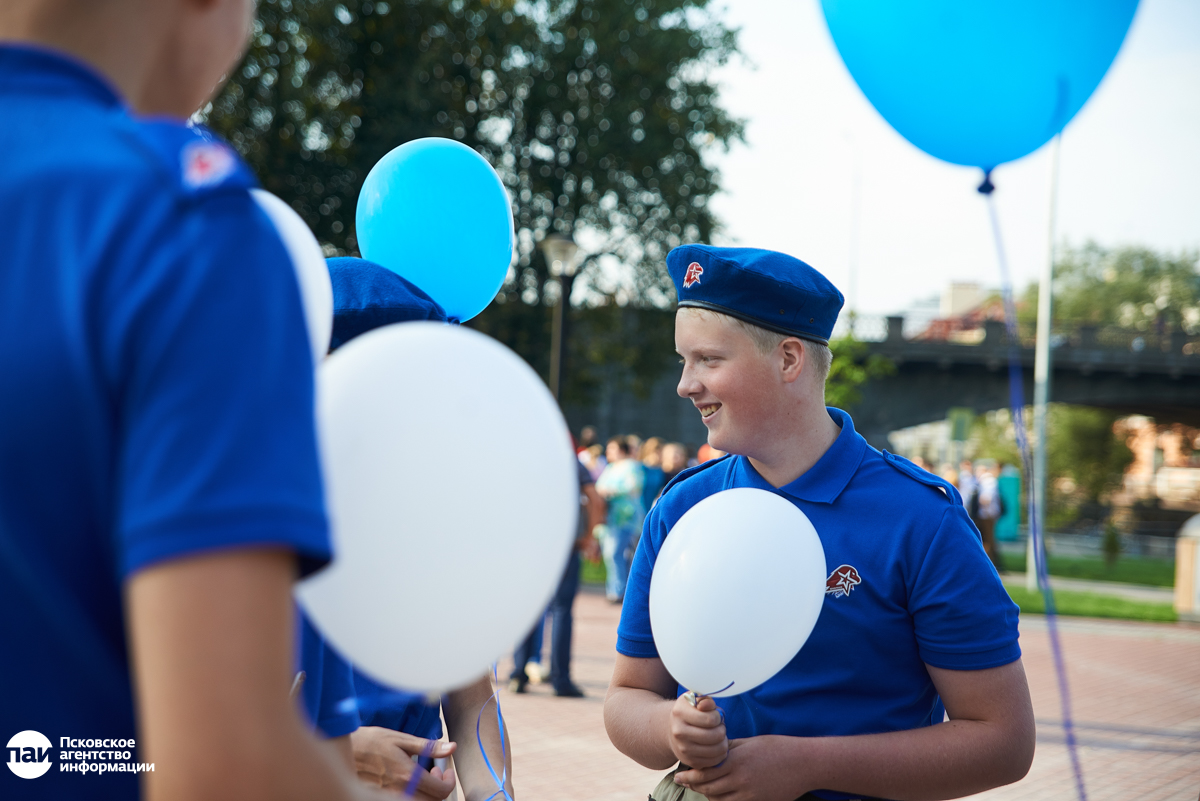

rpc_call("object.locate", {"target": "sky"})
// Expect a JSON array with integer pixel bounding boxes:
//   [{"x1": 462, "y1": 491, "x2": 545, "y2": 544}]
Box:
[{"x1": 705, "y1": 0, "x2": 1200, "y2": 320}]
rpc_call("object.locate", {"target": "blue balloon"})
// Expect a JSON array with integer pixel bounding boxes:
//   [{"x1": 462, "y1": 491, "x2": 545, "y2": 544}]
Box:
[
  {"x1": 821, "y1": 0, "x2": 1139, "y2": 169},
  {"x1": 356, "y1": 138, "x2": 514, "y2": 321}
]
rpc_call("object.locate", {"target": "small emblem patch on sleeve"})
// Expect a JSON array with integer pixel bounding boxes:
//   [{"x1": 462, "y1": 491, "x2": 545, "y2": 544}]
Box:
[{"x1": 181, "y1": 141, "x2": 236, "y2": 189}]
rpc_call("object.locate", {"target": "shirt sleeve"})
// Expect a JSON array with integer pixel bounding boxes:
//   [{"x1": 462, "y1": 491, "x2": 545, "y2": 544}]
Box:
[
  {"x1": 615, "y1": 501, "x2": 667, "y2": 658},
  {"x1": 909, "y1": 505, "x2": 1021, "y2": 670},
  {"x1": 299, "y1": 612, "x2": 361, "y2": 738},
  {"x1": 108, "y1": 190, "x2": 330, "y2": 578}
]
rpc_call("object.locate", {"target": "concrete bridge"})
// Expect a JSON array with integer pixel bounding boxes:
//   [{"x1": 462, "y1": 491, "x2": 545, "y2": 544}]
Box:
[
  {"x1": 564, "y1": 314, "x2": 1200, "y2": 452},
  {"x1": 852, "y1": 316, "x2": 1200, "y2": 449}
]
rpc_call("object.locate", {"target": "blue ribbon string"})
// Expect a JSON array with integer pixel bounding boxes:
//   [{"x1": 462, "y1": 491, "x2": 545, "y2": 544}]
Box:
[
  {"x1": 402, "y1": 736, "x2": 438, "y2": 798},
  {"x1": 981, "y1": 181, "x2": 1087, "y2": 801},
  {"x1": 475, "y1": 665, "x2": 514, "y2": 801},
  {"x1": 685, "y1": 680, "x2": 735, "y2": 703}
]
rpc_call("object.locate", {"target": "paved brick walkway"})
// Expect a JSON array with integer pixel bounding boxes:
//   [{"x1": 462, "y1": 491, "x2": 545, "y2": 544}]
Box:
[{"x1": 489, "y1": 587, "x2": 1200, "y2": 801}]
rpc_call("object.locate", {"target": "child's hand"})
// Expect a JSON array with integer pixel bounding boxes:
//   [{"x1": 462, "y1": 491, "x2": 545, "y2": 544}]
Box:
[
  {"x1": 668, "y1": 693, "x2": 728, "y2": 768},
  {"x1": 349, "y1": 727, "x2": 457, "y2": 799},
  {"x1": 674, "y1": 736, "x2": 801, "y2": 801}
]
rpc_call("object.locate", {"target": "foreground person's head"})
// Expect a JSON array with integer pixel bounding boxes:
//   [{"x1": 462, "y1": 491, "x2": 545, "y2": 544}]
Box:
[{"x1": 0, "y1": 0, "x2": 255, "y2": 117}]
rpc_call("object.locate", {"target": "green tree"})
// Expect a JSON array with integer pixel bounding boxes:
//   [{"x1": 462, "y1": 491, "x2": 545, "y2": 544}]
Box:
[
  {"x1": 969, "y1": 409, "x2": 1023, "y2": 468},
  {"x1": 1044, "y1": 404, "x2": 1133, "y2": 528},
  {"x1": 968, "y1": 404, "x2": 1132, "y2": 530},
  {"x1": 206, "y1": 0, "x2": 528, "y2": 249},
  {"x1": 205, "y1": 0, "x2": 742, "y2": 391},
  {"x1": 825, "y1": 336, "x2": 895, "y2": 410},
  {"x1": 1019, "y1": 242, "x2": 1200, "y2": 332},
  {"x1": 564, "y1": 306, "x2": 677, "y2": 404}
]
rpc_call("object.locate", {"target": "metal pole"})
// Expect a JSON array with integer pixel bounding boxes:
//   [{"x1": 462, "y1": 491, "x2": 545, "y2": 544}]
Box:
[
  {"x1": 558, "y1": 272, "x2": 574, "y2": 401},
  {"x1": 847, "y1": 134, "x2": 861, "y2": 336},
  {"x1": 549, "y1": 282, "x2": 565, "y2": 400},
  {"x1": 1029, "y1": 134, "x2": 1062, "y2": 592}
]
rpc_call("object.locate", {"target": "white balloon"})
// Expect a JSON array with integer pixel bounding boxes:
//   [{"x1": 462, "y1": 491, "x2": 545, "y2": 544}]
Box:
[
  {"x1": 251, "y1": 189, "x2": 333, "y2": 364},
  {"x1": 649, "y1": 488, "x2": 826, "y2": 697},
  {"x1": 296, "y1": 323, "x2": 578, "y2": 693}
]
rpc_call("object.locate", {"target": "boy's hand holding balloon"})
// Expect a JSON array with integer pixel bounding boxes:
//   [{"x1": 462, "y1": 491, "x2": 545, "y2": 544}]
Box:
[{"x1": 669, "y1": 693, "x2": 728, "y2": 770}]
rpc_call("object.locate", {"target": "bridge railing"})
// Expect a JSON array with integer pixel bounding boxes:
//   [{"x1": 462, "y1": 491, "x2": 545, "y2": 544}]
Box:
[{"x1": 837, "y1": 314, "x2": 1200, "y2": 356}]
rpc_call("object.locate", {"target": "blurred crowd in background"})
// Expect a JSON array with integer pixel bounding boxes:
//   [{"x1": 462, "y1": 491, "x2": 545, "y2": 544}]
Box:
[
  {"x1": 573, "y1": 433, "x2": 1015, "y2": 593},
  {"x1": 574, "y1": 426, "x2": 725, "y2": 603},
  {"x1": 510, "y1": 427, "x2": 728, "y2": 693},
  {"x1": 908, "y1": 456, "x2": 1013, "y2": 571}
]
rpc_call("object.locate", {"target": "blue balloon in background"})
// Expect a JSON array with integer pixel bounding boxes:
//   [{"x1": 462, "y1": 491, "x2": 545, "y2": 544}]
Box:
[
  {"x1": 356, "y1": 138, "x2": 514, "y2": 321},
  {"x1": 821, "y1": 0, "x2": 1139, "y2": 170}
]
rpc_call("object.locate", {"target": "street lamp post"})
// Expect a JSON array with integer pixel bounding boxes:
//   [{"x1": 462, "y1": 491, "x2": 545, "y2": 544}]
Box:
[{"x1": 540, "y1": 233, "x2": 580, "y2": 401}]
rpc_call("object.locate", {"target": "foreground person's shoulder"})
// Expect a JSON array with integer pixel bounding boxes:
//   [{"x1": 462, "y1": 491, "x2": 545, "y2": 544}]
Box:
[{"x1": 119, "y1": 119, "x2": 258, "y2": 202}]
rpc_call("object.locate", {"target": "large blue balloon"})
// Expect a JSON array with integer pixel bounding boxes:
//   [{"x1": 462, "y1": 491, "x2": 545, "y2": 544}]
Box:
[
  {"x1": 821, "y1": 0, "x2": 1139, "y2": 169},
  {"x1": 356, "y1": 138, "x2": 514, "y2": 321}
]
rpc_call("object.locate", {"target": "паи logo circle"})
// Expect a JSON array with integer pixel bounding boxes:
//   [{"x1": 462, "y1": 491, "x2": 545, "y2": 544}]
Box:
[{"x1": 6, "y1": 731, "x2": 53, "y2": 779}]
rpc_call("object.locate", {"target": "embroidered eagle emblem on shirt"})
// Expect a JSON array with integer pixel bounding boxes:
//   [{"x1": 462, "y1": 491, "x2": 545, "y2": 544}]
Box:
[
  {"x1": 182, "y1": 142, "x2": 236, "y2": 189},
  {"x1": 825, "y1": 564, "x2": 861, "y2": 598},
  {"x1": 683, "y1": 261, "x2": 704, "y2": 288}
]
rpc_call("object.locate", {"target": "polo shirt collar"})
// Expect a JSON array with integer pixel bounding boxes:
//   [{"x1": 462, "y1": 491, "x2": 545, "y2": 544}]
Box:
[
  {"x1": 0, "y1": 43, "x2": 124, "y2": 109},
  {"x1": 734, "y1": 407, "x2": 867, "y2": 504}
]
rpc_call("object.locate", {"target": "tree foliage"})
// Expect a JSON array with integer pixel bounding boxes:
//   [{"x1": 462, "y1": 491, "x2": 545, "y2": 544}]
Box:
[
  {"x1": 204, "y1": 0, "x2": 742, "y2": 391},
  {"x1": 1020, "y1": 242, "x2": 1200, "y2": 333},
  {"x1": 970, "y1": 404, "x2": 1133, "y2": 530},
  {"x1": 825, "y1": 336, "x2": 895, "y2": 410},
  {"x1": 1046, "y1": 405, "x2": 1132, "y2": 511}
]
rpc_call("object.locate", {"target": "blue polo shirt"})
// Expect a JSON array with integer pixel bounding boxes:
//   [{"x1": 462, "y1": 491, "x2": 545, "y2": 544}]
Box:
[
  {"x1": 299, "y1": 612, "x2": 362, "y2": 739},
  {"x1": 0, "y1": 45, "x2": 329, "y2": 800},
  {"x1": 352, "y1": 671, "x2": 444, "y2": 743},
  {"x1": 616, "y1": 408, "x2": 1020, "y2": 801}
]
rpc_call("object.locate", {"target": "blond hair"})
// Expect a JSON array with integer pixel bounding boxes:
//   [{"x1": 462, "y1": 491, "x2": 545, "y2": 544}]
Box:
[{"x1": 680, "y1": 307, "x2": 833, "y2": 383}]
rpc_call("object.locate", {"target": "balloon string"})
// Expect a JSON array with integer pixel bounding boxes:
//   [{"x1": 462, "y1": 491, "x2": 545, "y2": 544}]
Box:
[
  {"x1": 475, "y1": 664, "x2": 514, "y2": 801},
  {"x1": 402, "y1": 737, "x2": 438, "y2": 798},
  {"x1": 684, "y1": 680, "x2": 735, "y2": 705},
  {"x1": 980, "y1": 178, "x2": 1087, "y2": 801}
]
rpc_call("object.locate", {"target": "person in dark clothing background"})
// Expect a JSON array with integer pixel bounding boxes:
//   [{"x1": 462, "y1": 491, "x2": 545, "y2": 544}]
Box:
[{"x1": 510, "y1": 460, "x2": 604, "y2": 697}]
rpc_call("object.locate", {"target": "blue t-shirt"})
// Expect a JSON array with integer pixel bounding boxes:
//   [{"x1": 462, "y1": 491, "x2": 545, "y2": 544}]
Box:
[
  {"x1": 352, "y1": 671, "x2": 444, "y2": 742},
  {"x1": 298, "y1": 612, "x2": 361, "y2": 739},
  {"x1": 616, "y1": 408, "x2": 1020, "y2": 801},
  {"x1": 0, "y1": 45, "x2": 329, "y2": 800}
]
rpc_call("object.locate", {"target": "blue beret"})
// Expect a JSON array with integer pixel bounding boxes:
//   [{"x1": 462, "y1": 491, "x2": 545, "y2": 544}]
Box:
[
  {"x1": 327, "y1": 257, "x2": 448, "y2": 349},
  {"x1": 667, "y1": 245, "x2": 844, "y2": 345}
]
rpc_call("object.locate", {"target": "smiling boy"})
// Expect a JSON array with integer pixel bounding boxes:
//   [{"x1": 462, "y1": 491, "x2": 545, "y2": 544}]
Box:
[{"x1": 603, "y1": 245, "x2": 1034, "y2": 801}]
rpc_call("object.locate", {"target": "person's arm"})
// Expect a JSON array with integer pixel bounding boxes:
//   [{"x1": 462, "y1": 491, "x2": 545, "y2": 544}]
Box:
[
  {"x1": 443, "y1": 674, "x2": 515, "y2": 801},
  {"x1": 581, "y1": 482, "x2": 605, "y2": 560},
  {"x1": 126, "y1": 547, "x2": 394, "y2": 801},
  {"x1": 675, "y1": 659, "x2": 1035, "y2": 801},
  {"x1": 583, "y1": 483, "x2": 606, "y2": 532},
  {"x1": 604, "y1": 653, "x2": 728, "y2": 772}
]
